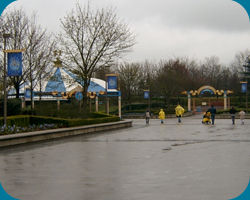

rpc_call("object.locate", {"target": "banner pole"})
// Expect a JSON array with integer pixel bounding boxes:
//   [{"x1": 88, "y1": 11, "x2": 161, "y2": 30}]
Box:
[{"x1": 3, "y1": 33, "x2": 11, "y2": 126}]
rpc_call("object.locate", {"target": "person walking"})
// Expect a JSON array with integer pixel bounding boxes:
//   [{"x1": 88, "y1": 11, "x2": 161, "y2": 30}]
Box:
[
  {"x1": 145, "y1": 109, "x2": 151, "y2": 124},
  {"x1": 239, "y1": 110, "x2": 245, "y2": 125},
  {"x1": 159, "y1": 109, "x2": 165, "y2": 124},
  {"x1": 207, "y1": 105, "x2": 217, "y2": 124},
  {"x1": 175, "y1": 103, "x2": 184, "y2": 123},
  {"x1": 229, "y1": 106, "x2": 237, "y2": 125}
]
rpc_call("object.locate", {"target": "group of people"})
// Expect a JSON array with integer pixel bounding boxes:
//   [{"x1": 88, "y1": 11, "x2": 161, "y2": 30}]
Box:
[
  {"x1": 203, "y1": 105, "x2": 245, "y2": 125},
  {"x1": 228, "y1": 106, "x2": 245, "y2": 125},
  {"x1": 145, "y1": 104, "x2": 246, "y2": 125},
  {"x1": 145, "y1": 103, "x2": 185, "y2": 124},
  {"x1": 205, "y1": 105, "x2": 217, "y2": 124}
]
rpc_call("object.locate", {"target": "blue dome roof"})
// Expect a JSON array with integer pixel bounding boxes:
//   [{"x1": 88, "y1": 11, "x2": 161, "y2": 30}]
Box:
[
  {"x1": 40, "y1": 67, "x2": 106, "y2": 93},
  {"x1": 8, "y1": 67, "x2": 110, "y2": 97}
]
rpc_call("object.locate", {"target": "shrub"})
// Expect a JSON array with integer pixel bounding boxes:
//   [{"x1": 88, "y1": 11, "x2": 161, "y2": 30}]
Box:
[
  {"x1": 0, "y1": 98, "x2": 22, "y2": 117},
  {"x1": 0, "y1": 115, "x2": 30, "y2": 127}
]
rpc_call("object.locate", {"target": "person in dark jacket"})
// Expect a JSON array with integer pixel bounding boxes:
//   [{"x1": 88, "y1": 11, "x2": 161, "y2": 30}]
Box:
[
  {"x1": 229, "y1": 106, "x2": 237, "y2": 125},
  {"x1": 144, "y1": 109, "x2": 151, "y2": 124},
  {"x1": 207, "y1": 105, "x2": 217, "y2": 124}
]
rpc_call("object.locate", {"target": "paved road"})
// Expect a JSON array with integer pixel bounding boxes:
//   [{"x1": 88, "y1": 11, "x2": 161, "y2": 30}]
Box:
[{"x1": 1, "y1": 114, "x2": 250, "y2": 200}]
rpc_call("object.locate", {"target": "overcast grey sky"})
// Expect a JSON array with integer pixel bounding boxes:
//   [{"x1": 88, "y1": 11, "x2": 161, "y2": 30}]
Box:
[{"x1": 5, "y1": 0, "x2": 250, "y2": 65}]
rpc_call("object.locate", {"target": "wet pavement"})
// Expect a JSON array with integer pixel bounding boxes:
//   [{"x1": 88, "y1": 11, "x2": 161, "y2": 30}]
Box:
[{"x1": 0, "y1": 114, "x2": 250, "y2": 200}]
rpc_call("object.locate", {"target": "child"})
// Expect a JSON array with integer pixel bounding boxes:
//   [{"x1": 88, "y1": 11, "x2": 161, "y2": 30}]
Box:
[
  {"x1": 239, "y1": 110, "x2": 245, "y2": 125},
  {"x1": 159, "y1": 109, "x2": 165, "y2": 124},
  {"x1": 145, "y1": 109, "x2": 151, "y2": 124},
  {"x1": 202, "y1": 111, "x2": 211, "y2": 124},
  {"x1": 175, "y1": 104, "x2": 184, "y2": 123}
]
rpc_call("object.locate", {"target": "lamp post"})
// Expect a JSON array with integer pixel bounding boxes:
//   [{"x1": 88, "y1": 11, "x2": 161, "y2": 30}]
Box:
[{"x1": 3, "y1": 33, "x2": 11, "y2": 126}]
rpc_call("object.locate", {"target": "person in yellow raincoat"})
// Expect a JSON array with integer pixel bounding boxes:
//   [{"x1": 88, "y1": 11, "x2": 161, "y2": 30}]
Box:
[
  {"x1": 202, "y1": 111, "x2": 211, "y2": 124},
  {"x1": 159, "y1": 109, "x2": 165, "y2": 124},
  {"x1": 175, "y1": 104, "x2": 184, "y2": 123}
]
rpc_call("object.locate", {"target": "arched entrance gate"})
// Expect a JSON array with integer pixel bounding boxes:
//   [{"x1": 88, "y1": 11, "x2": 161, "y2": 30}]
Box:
[{"x1": 181, "y1": 85, "x2": 233, "y2": 112}]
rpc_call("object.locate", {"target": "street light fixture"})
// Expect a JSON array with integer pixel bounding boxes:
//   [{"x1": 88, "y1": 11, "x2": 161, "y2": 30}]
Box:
[{"x1": 3, "y1": 33, "x2": 11, "y2": 126}]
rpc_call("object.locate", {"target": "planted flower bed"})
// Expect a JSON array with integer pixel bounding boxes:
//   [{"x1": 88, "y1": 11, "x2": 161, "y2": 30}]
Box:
[{"x1": 0, "y1": 124, "x2": 66, "y2": 135}]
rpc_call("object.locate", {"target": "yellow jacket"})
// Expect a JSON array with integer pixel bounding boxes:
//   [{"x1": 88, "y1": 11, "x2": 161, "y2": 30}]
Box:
[
  {"x1": 175, "y1": 105, "x2": 184, "y2": 117},
  {"x1": 203, "y1": 112, "x2": 211, "y2": 118},
  {"x1": 159, "y1": 109, "x2": 165, "y2": 119}
]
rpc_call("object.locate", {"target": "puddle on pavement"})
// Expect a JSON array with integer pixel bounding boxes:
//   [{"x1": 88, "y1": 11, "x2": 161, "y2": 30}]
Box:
[{"x1": 162, "y1": 148, "x2": 172, "y2": 151}]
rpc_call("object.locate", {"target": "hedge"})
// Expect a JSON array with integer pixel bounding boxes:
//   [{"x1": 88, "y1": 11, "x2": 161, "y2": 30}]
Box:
[{"x1": 0, "y1": 112, "x2": 120, "y2": 127}]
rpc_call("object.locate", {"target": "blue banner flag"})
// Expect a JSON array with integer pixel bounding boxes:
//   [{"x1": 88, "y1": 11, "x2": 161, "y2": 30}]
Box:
[
  {"x1": 241, "y1": 82, "x2": 247, "y2": 93},
  {"x1": 107, "y1": 76, "x2": 117, "y2": 89},
  {"x1": 25, "y1": 89, "x2": 33, "y2": 98},
  {"x1": 144, "y1": 90, "x2": 149, "y2": 99},
  {"x1": 7, "y1": 52, "x2": 22, "y2": 76}
]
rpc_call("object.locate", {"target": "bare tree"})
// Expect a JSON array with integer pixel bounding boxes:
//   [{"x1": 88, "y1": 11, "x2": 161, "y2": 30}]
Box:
[
  {"x1": 116, "y1": 62, "x2": 142, "y2": 110},
  {"x1": 155, "y1": 59, "x2": 189, "y2": 107},
  {"x1": 0, "y1": 8, "x2": 28, "y2": 98},
  {"x1": 58, "y1": 3, "x2": 136, "y2": 118},
  {"x1": 221, "y1": 67, "x2": 233, "y2": 90},
  {"x1": 0, "y1": 7, "x2": 55, "y2": 111},
  {"x1": 230, "y1": 49, "x2": 250, "y2": 80},
  {"x1": 26, "y1": 17, "x2": 55, "y2": 114},
  {"x1": 202, "y1": 56, "x2": 224, "y2": 89},
  {"x1": 178, "y1": 57, "x2": 201, "y2": 90},
  {"x1": 139, "y1": 60, "x2": 158, "y2": 108}
]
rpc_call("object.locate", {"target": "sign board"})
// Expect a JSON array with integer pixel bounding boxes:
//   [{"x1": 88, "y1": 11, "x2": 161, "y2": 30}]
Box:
[
  {"x1": 144, "y1": 90, "x2": 149, "y2": 99},
  {"x1": 5, "y1": 49, "x2": 25, "y2": 76},
  {"x1": 107, "y1": 76, "x2": 117, "y2": 89},
  {"x1": 25, "y1": 88, "x2": 33, "y2": 98},
  {"x1": 75, "y1": 92, "x2": 83, "y2": 101},
  {"x1": 7, "y1": 52, "x2": 22, "y2": 76},
  {"x1": 241, "y1": 82, "x2": 247, "y2": 93}
]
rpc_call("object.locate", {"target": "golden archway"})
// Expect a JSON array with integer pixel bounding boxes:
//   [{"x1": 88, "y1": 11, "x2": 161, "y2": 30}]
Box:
[
  {"x1": 181, "y1": 86, "x2": 233, "y2": 111},
  {"x1": 182, "y1": 86, "x2": 233, "y2": 96},
  {"x1": 197, "y1": 85, "x2": 217, "y2": 95}
]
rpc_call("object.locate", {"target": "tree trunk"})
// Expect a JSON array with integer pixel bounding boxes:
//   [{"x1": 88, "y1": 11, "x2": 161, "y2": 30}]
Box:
[
  {"x1": 15, "y1": 80, "x2": 20, "y2": 99},
  {"x1": 82, "y1": 82, "x2": 89, "y2": 119}
]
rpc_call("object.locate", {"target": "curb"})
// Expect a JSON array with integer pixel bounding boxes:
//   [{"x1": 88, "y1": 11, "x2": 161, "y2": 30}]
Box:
[{"x1": 0, "y1": 120, "x2": 132, "y2": 148}]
